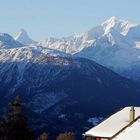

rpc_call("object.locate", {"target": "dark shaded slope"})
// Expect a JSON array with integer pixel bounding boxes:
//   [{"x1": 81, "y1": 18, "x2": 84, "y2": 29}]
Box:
[{"x1": 0, "y1": 55, "x2": 140, "y2": 138}]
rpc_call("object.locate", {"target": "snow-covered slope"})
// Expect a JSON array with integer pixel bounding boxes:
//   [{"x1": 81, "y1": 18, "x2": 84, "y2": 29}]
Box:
[
  {"x1": 15, "y1": 29, "x2": 36, "y2": 45},
  {"x1": 0, "y1": 32, "x2": 22, "y2": 49},
  {"x1": 0, "y1": 45, "x2": 70, "y2": 62}
]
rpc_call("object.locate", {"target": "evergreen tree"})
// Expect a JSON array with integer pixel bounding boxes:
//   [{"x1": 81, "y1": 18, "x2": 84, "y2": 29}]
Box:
[
  {"x1": 0, "y1": 96, "x2": 33, "y2": 140},
  {"x1": 57, "y1": 132, "x2": 75, "y2": 140}
]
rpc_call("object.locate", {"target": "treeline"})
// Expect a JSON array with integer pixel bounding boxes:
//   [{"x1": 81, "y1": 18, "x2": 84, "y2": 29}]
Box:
[
  {"x1": 38, "y1": 132, "x2": 94, "y2": 140},
  {"x1": 39, "y1": 132, "x2": 75, "y2": 140},
  {"x1": 0, "y1": 96, "x2": 94, "y2": 140}
]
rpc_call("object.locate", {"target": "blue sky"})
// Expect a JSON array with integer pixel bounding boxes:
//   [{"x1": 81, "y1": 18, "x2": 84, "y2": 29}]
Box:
[{"x1": 0, "y1": 0, "x2": 139, "y2": 40}]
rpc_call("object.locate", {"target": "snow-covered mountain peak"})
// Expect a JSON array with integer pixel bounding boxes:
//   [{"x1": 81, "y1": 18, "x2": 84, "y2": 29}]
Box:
[
  {"x1": 40, "y1": 17, "x2": 140, "y2": 54},
  {"x1": 102, "y1": 16, "x2": 138, "y2": 36},
  {"x1": 15, "y1": 29, "x2": 28, "y2": 38},
  {"x1": 102, "y1": 16, "x2": 118, "y2": 26},
  {"x1": 15, "y1": 29, "x2": 35, "y2": 45}
]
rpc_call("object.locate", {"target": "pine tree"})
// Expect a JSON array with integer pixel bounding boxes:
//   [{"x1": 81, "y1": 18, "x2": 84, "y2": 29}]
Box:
[
  {"x1": 57, "y1": 132, "x2": 75, "y2": 140},
  {"x1": 0, "y1": 96, "x2": 33, "y2": 140},
  {"x1": 38, "y1": 132, "x2": 49, "y2": 140}
]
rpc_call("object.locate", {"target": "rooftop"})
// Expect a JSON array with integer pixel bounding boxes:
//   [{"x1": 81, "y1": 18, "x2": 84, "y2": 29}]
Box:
[
  {"x1": 84, "y1": 107, "x2": 140, "y2": 138},
  {"x1": 112, "y1": 117, "x2": 140, "y2": 140}
]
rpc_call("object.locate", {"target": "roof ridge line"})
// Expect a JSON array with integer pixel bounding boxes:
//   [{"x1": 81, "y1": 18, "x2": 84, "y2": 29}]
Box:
[{"x1": 110, "y1": 115, "x2": 140, "y2": 139}]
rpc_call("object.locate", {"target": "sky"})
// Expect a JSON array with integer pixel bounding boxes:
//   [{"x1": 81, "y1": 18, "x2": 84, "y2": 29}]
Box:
[{"x1": 0, "y1": 0, "x2": 139, "y2": 41}]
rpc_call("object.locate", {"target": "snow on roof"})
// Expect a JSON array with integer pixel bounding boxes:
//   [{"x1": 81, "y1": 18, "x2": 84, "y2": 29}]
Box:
[
  {"x1": 112, "y1": 118, "x2": 140, "y2": 140},
  {"x1": 84, "y1": 107, "x2": 140, "y2": 138}
]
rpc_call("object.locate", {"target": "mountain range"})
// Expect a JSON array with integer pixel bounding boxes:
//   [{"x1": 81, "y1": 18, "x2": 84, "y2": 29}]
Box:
[
  {"x1": 7, "y1": 16, "x2": 140, "y2": 81},
  {"x1": 1, "y1": 16, "x2": 140, "y2": 138},
  {"x1": 39, "y1": 17, "x2": 140, "y2": 81}
]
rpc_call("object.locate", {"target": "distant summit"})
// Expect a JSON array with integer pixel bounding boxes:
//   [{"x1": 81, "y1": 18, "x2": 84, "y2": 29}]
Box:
[
  {"x1": 101, "y1": 16, "x2": 138, "y2": 35},
  {"x1": 15, "y1": 29, "x2": 35, "y2": 45}
]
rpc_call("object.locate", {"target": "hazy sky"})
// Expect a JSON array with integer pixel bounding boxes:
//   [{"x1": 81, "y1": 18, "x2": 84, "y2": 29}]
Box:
[{"x1": 0, "y1": 0, "x2": 139, "y2": 40}]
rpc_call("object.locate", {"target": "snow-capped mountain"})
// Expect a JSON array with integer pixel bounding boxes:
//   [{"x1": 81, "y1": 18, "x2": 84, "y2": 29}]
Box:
[
  {"x1": 40, "y1": 17, "x2": 140, "y2": 81},
  {"x1": 15, "y1": 29, "x2": 36, "y2": 45},
  {"x1": 2, "y1": 17, "x2": 140, "y2": 80},
  {"x1": 41, "y1": 16, "x2": 140, "y2": 53},
  {"x1": 0, "y1": 32, "x2": 23, "y2": 49}
]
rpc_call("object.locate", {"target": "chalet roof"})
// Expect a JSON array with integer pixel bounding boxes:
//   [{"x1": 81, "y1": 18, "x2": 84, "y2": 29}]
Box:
[
  {"x1": 112, "y1": 118, "x2": 140, "y2": 140},
  {"x1": 84, "y1": 107, "x2": 140, "y2": 138}
]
